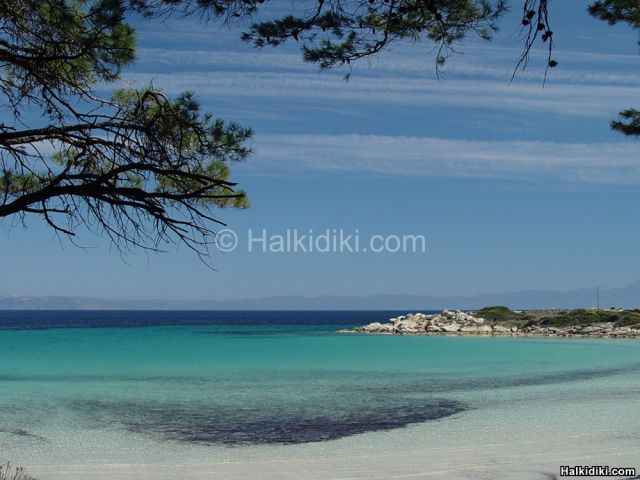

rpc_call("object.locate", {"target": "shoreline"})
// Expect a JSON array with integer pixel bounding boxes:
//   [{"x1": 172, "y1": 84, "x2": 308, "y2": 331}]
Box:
[
  {"x1": 3, "y1": 313, "x2": 640, "y2": 480},
  {"x1": 339, "y1": 307, "x2": 640, "y2": 339}
]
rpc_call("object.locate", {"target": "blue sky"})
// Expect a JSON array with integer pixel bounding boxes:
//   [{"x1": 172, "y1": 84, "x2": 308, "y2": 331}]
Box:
[{"x1": 2, "y1": 1, "x2": 640, "y2": 301}]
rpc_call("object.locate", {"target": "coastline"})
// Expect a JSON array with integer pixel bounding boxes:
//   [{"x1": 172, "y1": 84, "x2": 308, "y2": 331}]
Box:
[
  {"x1": 3, "y1": 312, "x2": 640, "y2": 480},
  {"x1": 340, "y1": 307, "x2": 640, "y2": 338}
]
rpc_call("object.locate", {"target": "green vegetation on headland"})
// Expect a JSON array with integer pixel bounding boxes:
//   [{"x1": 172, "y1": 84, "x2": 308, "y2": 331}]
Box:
[
  {"x1": 347, "y1": 307, "x2": 640, "y2": 337},
  {"x1": 535, "y1": 308, "x2": 640, "y2": 327},
  {"x1": 476, "y1": 306, "x2": 530, "y2": 324},
  {"x1": 476, "y1": 306, "x2": 640, "y2": 328}
]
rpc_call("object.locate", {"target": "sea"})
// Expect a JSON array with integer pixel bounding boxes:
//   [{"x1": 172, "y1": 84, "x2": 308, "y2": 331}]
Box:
[{"x1": 0, "y1": 310, "x2": 639, "y2": 480}]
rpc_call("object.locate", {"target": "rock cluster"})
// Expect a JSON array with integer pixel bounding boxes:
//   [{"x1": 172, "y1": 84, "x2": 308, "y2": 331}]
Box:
[{"x1": 342, "y1": 309, "x2": 640, "y2": 338}]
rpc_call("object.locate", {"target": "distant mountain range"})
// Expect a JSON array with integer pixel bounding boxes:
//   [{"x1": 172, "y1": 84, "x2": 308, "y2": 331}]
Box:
[{"x1": 2, "y1": 282, "x2": 640, "y2": 310}]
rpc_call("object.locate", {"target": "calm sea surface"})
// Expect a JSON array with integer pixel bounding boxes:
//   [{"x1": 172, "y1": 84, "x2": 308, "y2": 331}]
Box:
[{"x1": 0, "y1": 310, "x2": 639, "y2": 479}]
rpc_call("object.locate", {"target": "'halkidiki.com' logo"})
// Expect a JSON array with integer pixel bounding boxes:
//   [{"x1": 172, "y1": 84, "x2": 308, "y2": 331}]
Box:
[{"x1": 215, "y1": 229, "x2": 427, "y2": 254}]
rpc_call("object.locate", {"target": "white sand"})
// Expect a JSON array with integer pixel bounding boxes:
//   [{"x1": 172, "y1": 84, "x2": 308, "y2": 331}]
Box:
[{"x1": 20, "y1": 382, "x2": 640, "y2": 480}]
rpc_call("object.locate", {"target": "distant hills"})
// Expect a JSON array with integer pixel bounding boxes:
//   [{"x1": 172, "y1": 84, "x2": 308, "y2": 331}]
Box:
[{"x1": 1, "y1": 282, "x2": 640, "y2": 310}]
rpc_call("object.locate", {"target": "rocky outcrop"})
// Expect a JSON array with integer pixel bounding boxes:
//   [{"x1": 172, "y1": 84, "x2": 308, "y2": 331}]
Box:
[{"x1": 340, "y1": 309, "x2": 640, "y2": 338}]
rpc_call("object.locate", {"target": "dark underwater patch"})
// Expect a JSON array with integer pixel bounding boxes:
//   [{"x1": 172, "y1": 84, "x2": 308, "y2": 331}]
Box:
[
  {"x1": 355, "y1": 363, "x2": 640, "y2": 396},
  {"x1": 71, "y1": 397, "x2": 466, "y2": 445},
  {"x1": 49, "y1": 362, "x2": 640, "y2": 447},
  {"x1": 0, "y1": 427, "x2": 47, "y2": 442}
]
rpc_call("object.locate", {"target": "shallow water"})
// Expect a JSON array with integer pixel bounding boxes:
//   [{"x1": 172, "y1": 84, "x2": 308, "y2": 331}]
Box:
[{"x1": 0, "y1": 311, "x2": 639, "y2": 479}]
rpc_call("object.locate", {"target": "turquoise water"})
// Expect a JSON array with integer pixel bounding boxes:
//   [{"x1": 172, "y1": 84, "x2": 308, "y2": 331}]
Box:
[{"x1": 1, "y1": 313, "x2": 639, "y2": 479}]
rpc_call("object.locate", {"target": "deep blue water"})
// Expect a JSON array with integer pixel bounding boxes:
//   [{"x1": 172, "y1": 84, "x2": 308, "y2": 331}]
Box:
[{"x1": 0, "y1": 310, "x2": 420, "y2": 330}]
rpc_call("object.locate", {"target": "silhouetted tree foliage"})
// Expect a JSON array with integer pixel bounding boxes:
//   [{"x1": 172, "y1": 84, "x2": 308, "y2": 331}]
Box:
[
  {"x1": 242, "y1": 0, "x2": 508, "y2": 74},
  {"x1": 0, "y1": 0, "x2": 250, "y2": 262},
  {"x1": 241, "y1": 0, "x2": 639, "y2": 135},
  {"x1": 588, "y1": 0, "x2": 640, "y2": 137},
  {"x1": 589, "y1": 0, "x2": 640, "y2": 27},
  {"x1": 1, "y1": 0, "x2": 638, "y2": 264}
]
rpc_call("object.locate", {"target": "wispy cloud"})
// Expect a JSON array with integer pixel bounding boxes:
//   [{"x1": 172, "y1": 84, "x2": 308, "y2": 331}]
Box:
[
  {"x1": 250, "y1": 134, "x2": 640, "y2": 184},
  {"x1": 130, "y1": 30, "x2": 640, "y2": 185},
  {"x1": 136, "y1": 44, "x2": 640, "y2": 85},
  {"x1": 128, "y1": 34, "x2": 640, "y2": 124},
  {"x1": 121, "y1": 70, "x2": 640, "y2": 118}
]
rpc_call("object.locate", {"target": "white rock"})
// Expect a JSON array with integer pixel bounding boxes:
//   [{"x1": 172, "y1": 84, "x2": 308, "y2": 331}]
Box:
[
  {"x1": 440, "y1": 323, "x2": 460, "y2": 333},
  {"x1": 394, "y1": 320, "x2": 418, "y2": 332},
  {"x1": 459, "y1": 325, "x2": 480, "y2": 333},
  {"x1": 378, "y1": 323, "x2": 394, "y2": 333},
  {"x1": 478, "y1": 325, "x2": 493, "y2": 334},
  {"x1": 362, "y1": 322, "x2": 383, "y2": 331},
  {"x1": 493, "y1": 325, "x2": 511, "y2": 334}
]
